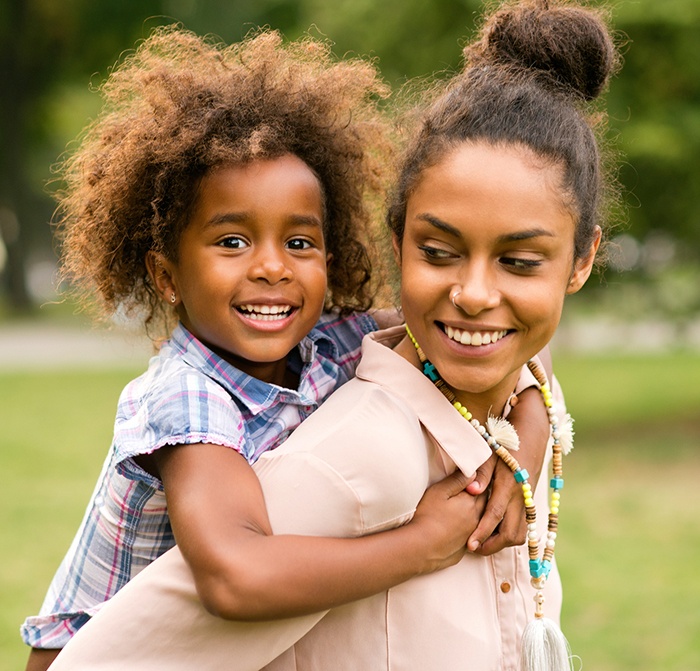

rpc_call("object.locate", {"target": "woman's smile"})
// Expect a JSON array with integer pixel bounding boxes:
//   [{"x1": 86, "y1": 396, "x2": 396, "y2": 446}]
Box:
[{"x1": 396, "y1": 140, "x2": 598, "y2": 415}]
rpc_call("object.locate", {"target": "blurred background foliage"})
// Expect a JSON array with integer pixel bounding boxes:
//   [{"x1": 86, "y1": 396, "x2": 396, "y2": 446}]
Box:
[{"x1": 1, "y1": 0, "x2": 699, "y2": 339}]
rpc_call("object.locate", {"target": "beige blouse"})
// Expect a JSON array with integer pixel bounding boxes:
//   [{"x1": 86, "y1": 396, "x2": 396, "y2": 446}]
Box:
[{"x1": 51, "y1": 327, "x2": 564, "y2": 671}]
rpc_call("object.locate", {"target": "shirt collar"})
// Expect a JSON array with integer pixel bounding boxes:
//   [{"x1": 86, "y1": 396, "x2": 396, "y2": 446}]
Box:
[
  {"x1": 355, "y1": 326, "x2": 537, "y2": 477},
  {"x1": 167, "y1": 323, "x2": 329, "y2": 413}
]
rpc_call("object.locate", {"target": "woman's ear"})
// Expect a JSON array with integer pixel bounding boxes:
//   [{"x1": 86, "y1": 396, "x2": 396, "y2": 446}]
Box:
[
  {"x1": 391, "y1": 233, "x2": 402, "y2": 266},
  {"x1": 146, "y1": 251, "x2": 179, "y2": 305},
  {"x1": 566, "y1": 226, "x2": 602, "y2": 295}
]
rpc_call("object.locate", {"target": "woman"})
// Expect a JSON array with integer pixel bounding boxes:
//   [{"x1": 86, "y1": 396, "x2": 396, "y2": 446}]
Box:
[{"x1": 49, "y1": 1, "x2": 619, "y2": 669}]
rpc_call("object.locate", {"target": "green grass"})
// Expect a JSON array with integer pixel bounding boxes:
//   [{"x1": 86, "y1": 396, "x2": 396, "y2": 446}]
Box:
[{"x1": 2, "y1": 353, "x2": 700, "y2": 671}]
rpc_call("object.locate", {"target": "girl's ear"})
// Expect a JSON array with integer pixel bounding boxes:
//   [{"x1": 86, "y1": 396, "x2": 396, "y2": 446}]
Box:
[
  {"x1": 146, "y1": 251, "x2": 179, "y2": 304},
  {"x1": 566, "y1": 226, "x2": 602, "y2": 295}
]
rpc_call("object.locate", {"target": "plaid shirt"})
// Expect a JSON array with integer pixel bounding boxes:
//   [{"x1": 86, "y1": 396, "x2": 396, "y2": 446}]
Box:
[{"x1": 21, "y1": 311, "x2": 377, "y2": 649}]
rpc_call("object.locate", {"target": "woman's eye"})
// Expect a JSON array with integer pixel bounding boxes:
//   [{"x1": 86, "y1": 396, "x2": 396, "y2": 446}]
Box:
[
  {"x1": 287, "y1": 238, "x2": 313, "y2": 251},
  {"x1": 218, "y1": 236, "x2": 248, "y2": 249},
  {"x1": 501, "y1": 257, "x2": 542, "y2": 271},
  {"x1": 418, "y1": 245, "x2": 454, "y2": 261}
]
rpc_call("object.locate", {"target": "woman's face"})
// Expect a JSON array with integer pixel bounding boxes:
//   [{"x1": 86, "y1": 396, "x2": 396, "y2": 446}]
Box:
[{"x1": 396, "y1": 141, "x2": 599, "y2": 414}]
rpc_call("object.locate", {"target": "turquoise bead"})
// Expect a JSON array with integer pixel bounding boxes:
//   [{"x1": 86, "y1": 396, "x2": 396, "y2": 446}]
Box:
[
  {"x1": 515, "y1": 469, "x2": 530, "y2": 483},
  {"x1": 550, "y1": 476, "x2": 564, "y2": 489},
  {"x1": 529, "y1": 560, "x2": 544, "y2": 578}
]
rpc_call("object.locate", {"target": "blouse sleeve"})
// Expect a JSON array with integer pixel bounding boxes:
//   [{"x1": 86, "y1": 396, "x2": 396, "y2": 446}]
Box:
[{"x1": 113, "y1": 361, "x2": 251, "y2": 464}]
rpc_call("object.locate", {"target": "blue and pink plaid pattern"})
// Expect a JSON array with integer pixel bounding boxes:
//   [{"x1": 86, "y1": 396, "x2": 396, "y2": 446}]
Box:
[{"x1": 21, "y1": 311, "x2": 376, "y2": 648}]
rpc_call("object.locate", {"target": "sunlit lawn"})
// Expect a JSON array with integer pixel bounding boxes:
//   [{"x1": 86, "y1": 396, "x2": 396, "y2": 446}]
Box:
[{"x1": 2, "y1": 353, "x2": 699, "y2": 671}]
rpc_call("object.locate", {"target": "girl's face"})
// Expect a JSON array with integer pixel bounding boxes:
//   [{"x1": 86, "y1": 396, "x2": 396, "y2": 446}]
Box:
[
  {"x1": 151, "y1": 154, "x2": 330, "y2": 385},
  {"x1": 396, "y1": 141, "x2": 599, "y2": 417}
]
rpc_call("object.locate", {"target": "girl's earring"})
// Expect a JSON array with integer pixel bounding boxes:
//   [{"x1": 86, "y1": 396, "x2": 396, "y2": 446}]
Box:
[{"x1": 170, "y1": 293, "x2": 177, "y2": 304}]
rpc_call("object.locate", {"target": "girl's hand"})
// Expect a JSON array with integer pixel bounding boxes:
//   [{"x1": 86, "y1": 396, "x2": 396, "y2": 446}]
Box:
[
  {"x1": 408, "y1": 470, "x2": 487, "y2": 571},
  {"x1": 464, "y1": 384, "x2": 549, "y2": 555}
]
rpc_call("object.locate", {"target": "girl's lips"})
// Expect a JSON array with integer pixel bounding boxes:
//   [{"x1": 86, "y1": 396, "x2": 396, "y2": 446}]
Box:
[
  {"x1": 237, "y1": 303, "x2": 293, "y2": 319},
  {"x1": 235, "y1": 304, "x2": 298, "y2": 330}
]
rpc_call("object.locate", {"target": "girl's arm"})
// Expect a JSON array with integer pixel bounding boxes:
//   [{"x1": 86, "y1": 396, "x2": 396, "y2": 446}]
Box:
[
  {"x1": 152, "y1": 443, "x2": 484, "y2": 621},
  {"x1": 25, "y1": 649, "x2": 58, "y2": 671}
]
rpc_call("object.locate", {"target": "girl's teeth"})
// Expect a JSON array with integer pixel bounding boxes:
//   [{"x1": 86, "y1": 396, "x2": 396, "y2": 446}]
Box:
[{"x1": 240, "y1": 304, "x2": 291, "y2": 320}]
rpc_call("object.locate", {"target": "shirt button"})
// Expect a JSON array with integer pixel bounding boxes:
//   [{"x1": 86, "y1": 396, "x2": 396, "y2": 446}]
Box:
[{"x1": 500, "y1": 581, "x2": 511, "y2": 593}]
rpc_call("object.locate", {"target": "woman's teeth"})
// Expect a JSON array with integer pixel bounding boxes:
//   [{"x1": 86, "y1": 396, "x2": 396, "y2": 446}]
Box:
[
  {"x1": 239, "y1": 304, "x2": 292, "y2": 321},
  {"x1": 445, "y1": 325, "x2": 508, "y2": 346}
]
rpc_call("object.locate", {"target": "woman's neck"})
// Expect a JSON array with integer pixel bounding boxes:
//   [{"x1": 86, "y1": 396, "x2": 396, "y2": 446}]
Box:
[{"x1": 395, "y1": 332, "x2": 517, "y2": 423}]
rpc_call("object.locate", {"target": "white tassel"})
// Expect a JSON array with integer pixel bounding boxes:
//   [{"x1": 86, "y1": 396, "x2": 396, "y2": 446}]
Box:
[
  {"x1": 558, "y1": 413, "x2": 575, "y2": 455},
  {"x1": 520, "y1": 590, "x2": 574, "y2": 671},
  {"x1": 520, "y1": 616, "x2": 573, "y2": 671},
  {"x1": 486, "y1": 415, "x2": 520, "y2": 451}
]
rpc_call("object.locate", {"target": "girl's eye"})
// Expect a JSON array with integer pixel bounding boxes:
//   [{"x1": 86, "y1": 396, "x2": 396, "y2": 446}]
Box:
[
  {"x1": 287, "y1": 238, "x2": 313, "y2": 251},
  {"x1": 500, "y1": 257, "x2": 542, "y2": 271},
  {"x1": 218, "y1": 236, "x2": 248, "y2": 249}
]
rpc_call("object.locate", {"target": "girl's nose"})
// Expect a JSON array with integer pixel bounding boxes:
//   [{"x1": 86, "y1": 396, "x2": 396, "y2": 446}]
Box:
[{"x1": 247, "y1": 247, "x2": 293, "y2": 284}]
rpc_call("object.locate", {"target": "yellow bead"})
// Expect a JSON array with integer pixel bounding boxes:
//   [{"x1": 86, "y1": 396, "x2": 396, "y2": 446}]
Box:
[
  {"x1": 522, "y1": 483, "x2": 532, "y2": 493},
  {"x1": 551, "y1": 492, "x2": 561, "y2": 501},
  {"x1": 550, "y1": 506, "x2": 559, "y2": 515},
  {"x1": 524, "y1": 497, "x2": 534, "y2": 507}
]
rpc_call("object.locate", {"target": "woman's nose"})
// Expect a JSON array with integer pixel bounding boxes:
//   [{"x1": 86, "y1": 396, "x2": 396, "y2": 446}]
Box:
[{"x1": 452, "y1": 262, "x2": 500, "y2": 315}]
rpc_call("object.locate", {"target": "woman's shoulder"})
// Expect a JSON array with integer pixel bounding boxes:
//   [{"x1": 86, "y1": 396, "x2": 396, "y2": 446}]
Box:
[{"x1": 255, "y1": 380, "x2": 431, "y2": 535}]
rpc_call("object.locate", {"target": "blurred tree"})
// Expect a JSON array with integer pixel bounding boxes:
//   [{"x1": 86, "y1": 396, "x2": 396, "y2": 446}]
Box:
[
  {"x1": 608, "y1": 3, "x2": 700, "y2": 256},
  {"x1": 0, "y1": 0, "x2": 164, "y2": 312},
  {"x1": 1, "y1": 0, "x2": 698, "y2": 314}
]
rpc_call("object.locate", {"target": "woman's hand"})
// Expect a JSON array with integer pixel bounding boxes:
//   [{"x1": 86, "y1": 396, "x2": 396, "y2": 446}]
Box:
[{"x1": 464, "y1": 385, "x2": 549, "y2": 555}]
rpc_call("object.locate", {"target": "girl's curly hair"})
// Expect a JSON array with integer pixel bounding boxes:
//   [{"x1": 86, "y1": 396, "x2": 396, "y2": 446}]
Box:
[{"x1": 55, "y1": 26, "x2": 393, "y2": 335}]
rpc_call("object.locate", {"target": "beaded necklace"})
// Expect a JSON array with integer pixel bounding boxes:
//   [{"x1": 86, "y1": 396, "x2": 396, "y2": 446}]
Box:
[{"x1": 404, "y1": 324, "x2": 572, "y2": 614}]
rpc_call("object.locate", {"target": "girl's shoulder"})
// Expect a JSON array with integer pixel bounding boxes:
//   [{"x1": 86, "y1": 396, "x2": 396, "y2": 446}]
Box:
[
  {"x1": 310, "y1": 310, "x2": 379, "y2": 356},
  {"x1": 315, "y1": 309, "x2": 379, "y2": 334},
  {"x1": 114, "y1": 352, "x2": 246, "y2": 461}
]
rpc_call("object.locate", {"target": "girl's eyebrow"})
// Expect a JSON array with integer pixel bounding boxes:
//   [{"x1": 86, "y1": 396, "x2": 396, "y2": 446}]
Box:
[
  {"x1": 206, "y1": 212, "x2": 323, "y2": 228},
  {"x1": 417, "y1": 213, "x2": 555, "y2": 243}
]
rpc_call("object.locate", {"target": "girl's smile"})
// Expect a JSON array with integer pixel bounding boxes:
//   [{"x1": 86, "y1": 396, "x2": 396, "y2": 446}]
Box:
[{"x1": 395, "y1": 140, "x2": 599, "y2": 420}]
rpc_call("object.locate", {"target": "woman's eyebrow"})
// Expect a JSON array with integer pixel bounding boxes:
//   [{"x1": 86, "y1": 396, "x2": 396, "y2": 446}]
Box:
[
  {"x1": 417, "y1": 213, "x2": 555, "y2": 243},
  {"x1": 496, "y1": 229, "x2": 555, "y2": 243},
  {"x1": 417, "y1": 213, "x2": 460, "y2": 237}
]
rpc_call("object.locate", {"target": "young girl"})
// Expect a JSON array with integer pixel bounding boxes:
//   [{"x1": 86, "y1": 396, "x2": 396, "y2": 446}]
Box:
[
  {"x1": 22, "y1": 25, "x2": 551, "y2": 670},
  {"x1": 44, "y1": 1, "x2": 620, "y2": 670}
]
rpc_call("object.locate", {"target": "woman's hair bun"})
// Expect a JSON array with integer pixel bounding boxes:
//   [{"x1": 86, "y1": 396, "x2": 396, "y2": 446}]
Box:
[{"x1": 466, "y1": 1, "x2": 618, "y2": 100}]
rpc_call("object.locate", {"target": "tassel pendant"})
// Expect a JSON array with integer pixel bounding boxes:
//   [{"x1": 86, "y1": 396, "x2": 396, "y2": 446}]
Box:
[
  {"x1": 520, "y1": 592, "x2": 573, "y2": 671},
  {"x1": 486, "y1": 415, "x2": 520, "y2": 451},
  {"x1": 558, "y1": 413, "x2": 575, "y2": 455}
]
